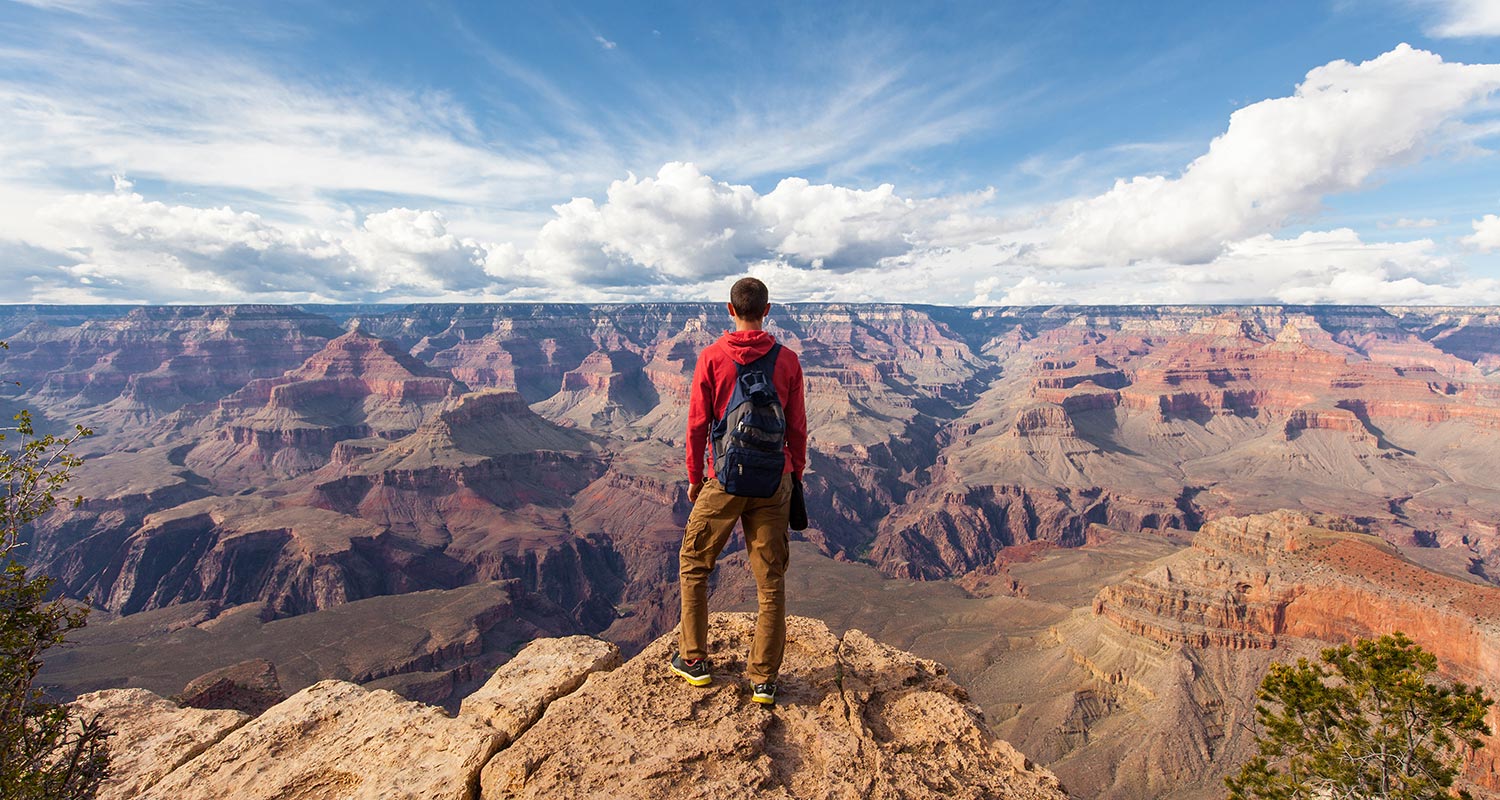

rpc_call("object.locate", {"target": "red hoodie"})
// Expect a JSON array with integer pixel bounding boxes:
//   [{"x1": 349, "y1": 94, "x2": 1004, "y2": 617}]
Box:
[{"x1": 686, "y1": 329, "x2": 806, "y2": 484}]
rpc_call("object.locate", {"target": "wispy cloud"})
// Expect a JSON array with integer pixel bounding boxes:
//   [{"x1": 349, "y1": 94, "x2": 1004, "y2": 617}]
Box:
[
  {"x1": 1424, "y1": 0, "x2": 1500, "y2": 37},
  {"x1": 1380, "y1": 217, "x2": 1442, "y2": 229},
  {"x1": 2, "y1": 7, "x2": 1499, "y2": 307}
]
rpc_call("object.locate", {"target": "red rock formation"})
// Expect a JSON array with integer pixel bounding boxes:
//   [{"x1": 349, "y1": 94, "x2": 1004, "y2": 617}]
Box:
[
  {"x1": 182, "y1": 330, "x2": 467, "y2": 489},
  {"x1": 532, "y1": 350, "x2": 656, "y2": 430},
  {"x1": 872, "y1": 483, "x2": 1190, "y2": 579},
  {"x1": 14, "y1": 304, "x2": 1500, "y2": 705},
  {"x1": 0, "y1": 306, "x2": 342, "y2": 449},
  {"x1": 1093, "y1": 510, "x2": 1500, "y2": 790},
  {"x1": 175, "y1": 659, "x2": 286, "y2": 717},
  {"x1": 1282, "y1": 408, "x2": 1375, "y2": 442}
]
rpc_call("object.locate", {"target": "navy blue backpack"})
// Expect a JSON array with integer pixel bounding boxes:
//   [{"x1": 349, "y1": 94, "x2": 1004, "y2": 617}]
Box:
[{"x1": 710, "y1": 345, "x2": 787, "y2": 498}]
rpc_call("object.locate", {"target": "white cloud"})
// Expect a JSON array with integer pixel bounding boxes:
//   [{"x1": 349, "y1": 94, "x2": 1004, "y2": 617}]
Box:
[
  {"x1": 968, "y1": 229, "x2": 1500, "y2": 305},
  {"x1": 521, "y1": 162, "x2": 975, "y2": 285},
  {"x1": 986, "y1": 275, "x2": 1064, "y2": 305},
  {"x1": 593, "y1": 35, "x2": 617, "y2": 50},
  {"x1": 3, "y1": 43, "x2": 1499, "y2": 307},
  {"x1": 1210, "y1": 229, "x2": 1496, "y2": 304},
  {"x1": 1426, "y1": 0, "x2": 1500, "y2": 37},
  {"x1": 21, "y1": 191, "x2": 521, "y2": 302},
  {"x1": 1381, "y1": 217, "x2": 1442, "y2": 229},
  {"x1": 11, "y1": 162, "x2": 1500, "y2": 307},
  {"x1": 0, "y1": 28, "x2": 575, "y2": 217},
  {"x1": 1039, "y1": 44, "x2": 1500, "y2": 266},
  {"x1": 1464, "y1": 213, "x2": 1500, "y2": 250}
]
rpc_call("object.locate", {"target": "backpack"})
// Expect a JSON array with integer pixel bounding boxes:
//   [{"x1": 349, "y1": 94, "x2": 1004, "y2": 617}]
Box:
[{"x1": 710, "y1": 344, "x2": 787, "y2": 498}]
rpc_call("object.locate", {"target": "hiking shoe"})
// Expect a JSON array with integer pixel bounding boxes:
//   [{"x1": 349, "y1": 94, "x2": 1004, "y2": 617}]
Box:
[
  {"x1": 751, "y1": 681, "x2": 777, "y2": 706},
  {"x1": 670, "y1": 653, "x2": 712, "y2": 687}
]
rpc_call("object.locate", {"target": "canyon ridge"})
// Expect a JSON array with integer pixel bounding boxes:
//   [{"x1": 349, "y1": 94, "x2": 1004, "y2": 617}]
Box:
[{"x1": 7, "y1": 302, "x2": 1500, "y2": 798}]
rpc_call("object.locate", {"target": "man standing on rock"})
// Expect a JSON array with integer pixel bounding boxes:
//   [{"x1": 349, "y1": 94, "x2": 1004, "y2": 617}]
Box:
[{"x1": 672, "y1": 277, "x2": 806, "y2": 707}]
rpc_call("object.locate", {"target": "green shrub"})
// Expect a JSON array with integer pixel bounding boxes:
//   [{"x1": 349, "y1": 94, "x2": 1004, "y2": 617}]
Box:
[
  {"x1": 0, "y1": 339, "x2": 110, "y2": 799},
  {"x1": 1228, "y1": 632, "x2": 1493, "y2": 800}
]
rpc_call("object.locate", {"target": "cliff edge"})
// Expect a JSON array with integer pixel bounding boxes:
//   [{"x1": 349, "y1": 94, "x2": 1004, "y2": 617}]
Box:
[{"x1": 78, "y1": 613, "x2": 1066, "y2": 800}]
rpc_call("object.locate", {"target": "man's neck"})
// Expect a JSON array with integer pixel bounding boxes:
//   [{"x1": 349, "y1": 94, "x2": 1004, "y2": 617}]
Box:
[{"x1": 733, "y1": 318, "x2": 764, "y2": 332}]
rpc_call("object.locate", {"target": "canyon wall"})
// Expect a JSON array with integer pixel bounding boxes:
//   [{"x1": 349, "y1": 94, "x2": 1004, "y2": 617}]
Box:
[{"x1": 11, "y1": 303, "x2": 1499, "y2": 712}]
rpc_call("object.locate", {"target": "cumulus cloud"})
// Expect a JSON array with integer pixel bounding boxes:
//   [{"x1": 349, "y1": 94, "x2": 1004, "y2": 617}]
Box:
[
  {"x1": 522, "y1": 162, "x2": 971, "y2": 286},
  {"x1": 1426, "y1": 0, "x2": 1500, "y2": 37},
  {"x1": 968, "y1": 229, "x2": 1500, "y2": 305},
  {"x1": 975, "y1": 275, "x2": 1064, "y2": 305},
  {"x1": 1039, "y1": 44, "x2": 1500, "y2": 267},
  {"x1": 23, "y1": 190, "x2": 520, "y2": 302},
  {"x1": 1464, "y1": 214, "x2": 1500, "y2": 250},
  {"x1": 5, "y1": 43, "x2": 1500, "y2": 307}
]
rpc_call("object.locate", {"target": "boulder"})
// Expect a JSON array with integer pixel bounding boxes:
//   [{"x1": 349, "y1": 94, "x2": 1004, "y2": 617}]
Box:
[
  {"x1": 176, "y1": 658, "x2": 285, "y2": 717},
  {"x1": 460, "y1": 634, "x2": 621, "y2": 743},
  {"x1": 138, "y1": 680, "x2": 500, "y2": 800},
  {"x1": 68, "y1": 688, "x2": 248, "y2": 800}
]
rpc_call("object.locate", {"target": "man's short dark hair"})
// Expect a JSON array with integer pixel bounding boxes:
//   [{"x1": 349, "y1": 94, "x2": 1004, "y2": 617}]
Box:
[{"x1": 730, "y1": 277, "x2": 769, "y2": 321}]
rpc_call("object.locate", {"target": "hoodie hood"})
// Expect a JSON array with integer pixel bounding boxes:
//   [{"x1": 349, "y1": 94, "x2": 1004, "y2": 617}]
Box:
[{"x1": 719, "y1": 329, "x2": 776, "y2": 365}]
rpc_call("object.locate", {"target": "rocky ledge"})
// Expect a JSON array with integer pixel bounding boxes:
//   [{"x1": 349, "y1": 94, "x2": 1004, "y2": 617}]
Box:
[{"x1": 79, "y1": 614, "x2": 1066, "y2": 800}]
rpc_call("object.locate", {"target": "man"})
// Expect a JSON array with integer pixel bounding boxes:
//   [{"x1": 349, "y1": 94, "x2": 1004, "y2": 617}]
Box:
[{"x1": 671, "y1": 277, "x2": 806, "y2": 707}]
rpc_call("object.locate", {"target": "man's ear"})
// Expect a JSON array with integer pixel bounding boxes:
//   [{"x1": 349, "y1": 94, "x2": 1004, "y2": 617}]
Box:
[
  {"x1": 763, "y1": 302, "x2": 773, "y2": 319},
  {"x1": 726, "y1": 302, "x2": 737, "y2": 320}
]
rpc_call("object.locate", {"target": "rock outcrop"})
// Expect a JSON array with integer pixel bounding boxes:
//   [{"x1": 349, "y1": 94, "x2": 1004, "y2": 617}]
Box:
[
  {"x1": 75, "y1": 617, "x2": 1064, "y2": 800},
  {"x1": 136, "y1": 680, "x2": 500, "y2": 800},
  {"x1": 182, "y1": 330, "x2": 468, "y2": 489},
  {"x1": 1090, "y1": 510, "x2": 1500, "y2": 792},
  {"x1": 70, "y1": 688, "x2": 249, "y2": 800},
  {"x1": 480, "y1": 614, "x2": 1066, "y2": 799},
  {"x1": 459, "y1": 634, "x2": 622, "y2": 744},
  {"x1": 175, "y1": 658, "x2": 286, "y2": 717},
  {"x1": 1095, "y1": 510, "x2": 1500, "y2": 672}
]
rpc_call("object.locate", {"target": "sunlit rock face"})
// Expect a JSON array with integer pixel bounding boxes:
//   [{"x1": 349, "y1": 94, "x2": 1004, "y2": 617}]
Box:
[
  {"x1": 17, "y1": 303, "x2": 1500, "y2": 717},
  {"x1": 1087, "y1": 510, "x2": 1500, "y2": 793},
  {"x1": 75, "y1": 621, "x2": 1065, "y2": 800}
]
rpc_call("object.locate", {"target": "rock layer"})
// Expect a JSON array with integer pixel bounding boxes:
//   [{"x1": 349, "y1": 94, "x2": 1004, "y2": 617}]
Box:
[
  {"x1": 69, "y1": 688, "x2": 249, "y2": 800},
  {"x1": 138, "y1": 680, "x2": 501, "y2": 800},
  {"x1": 460, "y1": 634, "x2": 622, "y2": 743},
  {"x1": 480, "y1": 613, "x2": 1066, "y2": 799},
  {"x1": 75, "y1": 620, "x2": 1062, "y2": 800},
  {"x1": 1091, "y1": 510, "x2": 1500, "y2": 792}
]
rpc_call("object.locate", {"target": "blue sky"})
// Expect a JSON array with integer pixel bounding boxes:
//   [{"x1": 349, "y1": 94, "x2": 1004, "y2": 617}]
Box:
[{"x1": 1, "y1": 0, "x2": 1499, "y2": 304}]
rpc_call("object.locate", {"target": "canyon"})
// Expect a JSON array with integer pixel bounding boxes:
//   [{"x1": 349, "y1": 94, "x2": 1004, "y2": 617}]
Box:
[{"x1": 6, "y1": 302, "x2": 1500, "y2": 797}]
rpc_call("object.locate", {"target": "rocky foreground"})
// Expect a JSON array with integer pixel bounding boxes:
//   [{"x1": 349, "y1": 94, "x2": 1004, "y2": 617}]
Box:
[{"x1": 76, "y1": 613, "x2": 1066, "y2": 800}]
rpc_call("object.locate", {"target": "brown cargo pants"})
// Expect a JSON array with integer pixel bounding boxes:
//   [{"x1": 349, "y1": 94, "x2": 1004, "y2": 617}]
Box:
[{"x1": 679, "y1": 473, "x2": 792, "y2": 684}]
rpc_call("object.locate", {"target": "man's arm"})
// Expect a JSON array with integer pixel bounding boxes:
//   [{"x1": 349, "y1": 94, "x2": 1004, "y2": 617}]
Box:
[
  {"x1": 784, "y1": 353, "x2": 807, "y2": 480},
  {"x1": 685, "y1": 350, "x2": 713, "y2": 498}
]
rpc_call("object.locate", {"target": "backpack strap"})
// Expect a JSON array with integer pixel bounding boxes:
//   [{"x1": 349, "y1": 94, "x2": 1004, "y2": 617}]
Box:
[{"x1": 736, "y1": 343, "x2": 782, "y2": 379}]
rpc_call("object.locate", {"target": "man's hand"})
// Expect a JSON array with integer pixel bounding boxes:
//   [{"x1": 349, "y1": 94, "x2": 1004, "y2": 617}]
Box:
[{"x1": 688, "y1": 481, "x2": 703, "y2": 504}]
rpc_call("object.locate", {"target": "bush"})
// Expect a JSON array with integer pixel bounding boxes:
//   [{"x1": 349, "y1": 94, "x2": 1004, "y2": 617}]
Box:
[
  {"x1": 1228, "y1": 632, "x2": 1493, "y2": 800},
  {"x1": 0, "y1": 343, "x2": 110, "y2": 799}
]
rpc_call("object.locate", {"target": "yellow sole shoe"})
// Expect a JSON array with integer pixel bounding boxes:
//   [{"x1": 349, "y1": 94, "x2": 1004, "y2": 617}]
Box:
[{"x1": 670, "y1": 657, "x2": 712, "y2": 687}]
